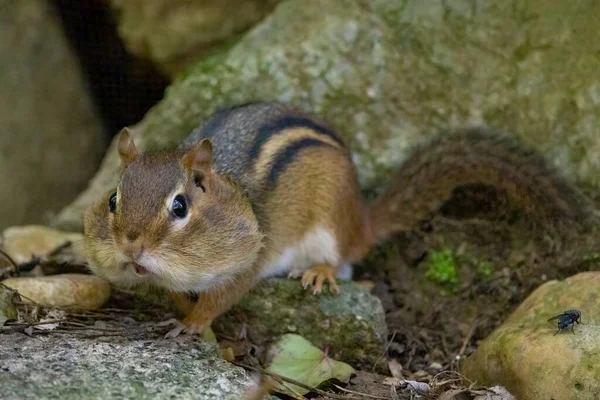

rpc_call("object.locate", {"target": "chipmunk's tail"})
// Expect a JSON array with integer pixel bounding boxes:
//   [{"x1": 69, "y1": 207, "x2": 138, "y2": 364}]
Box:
[{"x1": 367, "y1": 127, "x2": 596, "y2": 244}]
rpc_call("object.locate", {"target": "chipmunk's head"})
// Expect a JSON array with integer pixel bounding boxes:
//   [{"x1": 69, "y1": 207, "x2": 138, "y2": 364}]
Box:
[{"x1": 83, "y1": 128, "x2": 263, "y2": 293}]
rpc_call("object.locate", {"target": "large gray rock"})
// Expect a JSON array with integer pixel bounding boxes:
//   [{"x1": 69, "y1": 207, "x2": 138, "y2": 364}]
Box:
[
  {"x1": 0, "y1": 331, "x2": 256, "y2": 399},
  {"x1": 53, "y1": 0, "x2": 600, "y2": 232},
  {"x1": 0, "y1": 0, "x2": 106, "y2": 231},
  {"x1": 109, "y1": 0, "x2": 283, "y2": 76}
]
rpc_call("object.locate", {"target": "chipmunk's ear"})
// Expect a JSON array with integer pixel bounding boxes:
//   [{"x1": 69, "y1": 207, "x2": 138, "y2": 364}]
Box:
[
  {"x1": 181, "y1": 139, "x2": 213, "y2": 190},
  {"x1": 117, "y1": 127, "x2": 138, "y2": 172}
]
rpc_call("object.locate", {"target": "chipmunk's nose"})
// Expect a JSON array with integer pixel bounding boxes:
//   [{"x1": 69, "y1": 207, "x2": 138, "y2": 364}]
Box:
[
  {"x1": 122, "y1": 232, "x2": 144, "y2": 259},
  {"x1": 123, "y1": 243, "x2": 144, "y2": 260},
  {"x1": 126, "y1": 230, "x2": 140, "y2": 242}
]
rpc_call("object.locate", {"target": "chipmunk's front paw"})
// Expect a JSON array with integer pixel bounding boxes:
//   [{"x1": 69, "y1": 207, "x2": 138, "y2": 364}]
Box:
[
  {"x1": 301, "y1": 264, "x2": 340, "y2": 295},
  {"x1": 161, "y1": 317, "x2": 210, "y2": 339}
]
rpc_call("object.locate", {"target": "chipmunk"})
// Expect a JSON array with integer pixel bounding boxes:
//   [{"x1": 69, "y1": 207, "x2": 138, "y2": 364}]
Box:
[{"x1": 83, "y1": 101, "x2": 594, "y2": 338}]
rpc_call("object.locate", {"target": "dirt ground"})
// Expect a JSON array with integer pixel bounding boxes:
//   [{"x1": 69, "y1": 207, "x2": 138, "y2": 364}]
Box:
[{"x1": 342, "y1": 184, "x2": 600, "y2": 398}]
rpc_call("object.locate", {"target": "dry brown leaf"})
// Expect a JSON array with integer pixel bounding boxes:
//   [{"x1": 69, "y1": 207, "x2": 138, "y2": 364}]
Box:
[
  {"x1": 438, "y1": 388, "x2": 470, "y2": 400},
  {"x1": 388, "y1": 359, "x2": 403, "y2": 378},
  {"x1": 242, "y1": 376, "x2": 277, "y2": 400},
  {"x1": 472, "y1": 385, "x2": 516, "y2": 400}
]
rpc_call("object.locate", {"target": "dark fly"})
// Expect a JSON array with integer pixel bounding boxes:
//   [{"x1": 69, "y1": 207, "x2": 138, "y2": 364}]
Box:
[{"x1": 548, "y1": 309, "x2": 581, "y2": 335}]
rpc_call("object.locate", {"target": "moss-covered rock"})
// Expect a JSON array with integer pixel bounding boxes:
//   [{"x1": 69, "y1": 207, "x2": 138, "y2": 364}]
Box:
[
  {"x1": 53, "y1": 0, "x2": 600, "y2": 233},
  {"x1": 461, "y1": 271, "x2": 600, "y2": 399},
  {"x1": 213, "y1": 278, "x2": 388, "y2": 369}
]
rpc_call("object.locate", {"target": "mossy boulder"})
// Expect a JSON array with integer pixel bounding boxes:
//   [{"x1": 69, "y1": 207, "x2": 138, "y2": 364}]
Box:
[
  {"x1": 461, "y1": 271, "x2": 600, "y2": 399},
  {"x1": 53, "y1": 0, "x2": 600, "y2": 232},
  {"x1": 214, "y1": 278, "x2": 388, "y2": 369}
]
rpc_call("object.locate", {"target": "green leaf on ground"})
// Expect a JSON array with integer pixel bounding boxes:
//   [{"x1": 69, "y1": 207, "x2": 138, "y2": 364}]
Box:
[
  {"x1": 0, "y1": 285, "x2": 17, "y2": 326},
  {"x1": 266, "y1": 334, "x2": 355, "y2": 397},
  {"x1": 202, "y1": 326, "x2": 217, "y2": 342}
]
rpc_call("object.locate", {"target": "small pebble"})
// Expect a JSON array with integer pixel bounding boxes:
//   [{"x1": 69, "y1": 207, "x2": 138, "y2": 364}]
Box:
[{"x1": 429, "y1": 362, "x2": 443, "y2": 370}]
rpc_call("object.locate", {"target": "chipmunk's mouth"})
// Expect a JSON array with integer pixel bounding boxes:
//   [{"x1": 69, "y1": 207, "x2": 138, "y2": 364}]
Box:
[{"x1": 129, "y1": 262, "x2": 148, "y2": 276}]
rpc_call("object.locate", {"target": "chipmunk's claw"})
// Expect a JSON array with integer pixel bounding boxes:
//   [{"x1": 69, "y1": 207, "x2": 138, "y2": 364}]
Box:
[
  {"x1": 164, "y1": 324, "x2": 186, "y2": 339},
  {"x1": 182, "y1": 322, "x2": 206, "y2": 336},
  {"x1": 301, "y1": 264, "x2": 340, "y2": 295},
  {"x1": 161, "y1": 319, "x2": 187, "y2": 339},
  {"x1": 156, "y1": 318, "x2": 180, "y2": 327},
  {"x1": 159, "y1": 318, "x2": 207, "y2": 339},
  {"x1": 287, "y1": 269, "x2": 303, "y2": 279}
]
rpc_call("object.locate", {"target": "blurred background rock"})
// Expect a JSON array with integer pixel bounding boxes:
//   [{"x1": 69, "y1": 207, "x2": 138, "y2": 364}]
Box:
[
  {"x1": 0, "y1": 0, "x2": 168, "y2": 231},
  {"x1": 2, "y1": 0, "x2": 599, "y2": 231}
]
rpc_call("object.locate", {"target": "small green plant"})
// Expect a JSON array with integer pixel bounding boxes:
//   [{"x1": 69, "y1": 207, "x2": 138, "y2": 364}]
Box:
[
  {"x1": 426, "y1": 249, "x2": 459, "y2": 285},
  {"x1": 476, "y1": 260, "x2": 493, "y2": 278},
  {"x1": 580, "y1": 252, "x2": 600, "y2": 271}
]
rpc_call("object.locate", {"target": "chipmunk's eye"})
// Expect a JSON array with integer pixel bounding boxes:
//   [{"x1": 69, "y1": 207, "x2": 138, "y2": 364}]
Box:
[
  {"x1": 109, "y1": 192, "x2": 117, "y2": 213},
  {"x1": 172, "y1": 195, "x2": 188, "y2": 218}
]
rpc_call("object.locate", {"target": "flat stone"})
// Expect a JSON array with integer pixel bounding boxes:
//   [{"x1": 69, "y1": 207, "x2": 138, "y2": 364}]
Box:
[
  {"x1": 1, "y1": 225, "x2": 85, "y2": 265},
  {"x1": 2, "y1": 274, "x2": 111, "y2": 310},
  {"x1": 0, "y1": 332, "x2": 257, "y2": 399}
]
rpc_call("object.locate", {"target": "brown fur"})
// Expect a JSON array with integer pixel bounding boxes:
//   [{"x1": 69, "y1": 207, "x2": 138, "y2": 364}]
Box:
[
  {"x1": 368, "y1": 128, "x2": 595, "y2": 245},
  {"x1": 83, "y1": 103, "x2": 596, "y2": 337}
]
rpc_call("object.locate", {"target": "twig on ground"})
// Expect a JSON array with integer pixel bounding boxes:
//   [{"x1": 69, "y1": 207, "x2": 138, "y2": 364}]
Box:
[
  {"x1": 1, "y1": 282, "x2": 42, "y2": 306},
  {"x1": 1, "y1": 320, "x2": 63, "y2": 332},
  {"x1": 332, "y1": 384, "x2": 390, "y2": 399},
  {"x1": 0, "y1": 249, "x2": 20, "y2": 277},
  {"x1": 44, "y1": 330, "x2": 124, "y2": 338},
  {"x1": 231, "y1": 361, "x2": 366, "y2": 400},
  {"x1": 404, "y1": 344, "x2": 416, "y2": 371},
  {"x1": 458, "y1": 318, "x2": 478, "y2": 357},
  {"x1": 46, "y1": 241, "x2": 72, "y2": 257},
  {"x1": 4, "y1": 319, "x2": 64, "y2": 327},
  {"x1": 371, "y1": 330, "x2": 397, "y2": 371}
]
